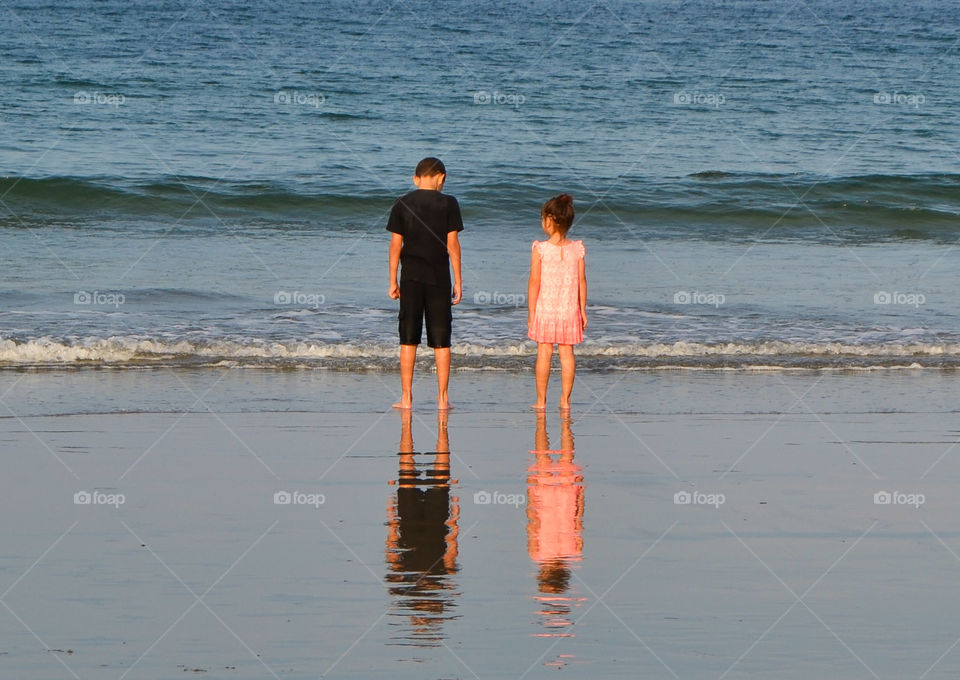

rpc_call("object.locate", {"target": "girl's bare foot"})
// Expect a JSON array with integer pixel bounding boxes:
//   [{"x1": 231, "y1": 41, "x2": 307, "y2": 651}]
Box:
[
  {"x1": 437, "y1": 399, "x2": 454, "y2": 410},
  {"x1": 531, "y1": 402, "x2": 546, "y2": 411},
  {"x1": 558, "y1": 401, "x2": 571, "y2": 411},
  {"x1": 392, "y1": 399, "x2": 412, "y2": 410}
]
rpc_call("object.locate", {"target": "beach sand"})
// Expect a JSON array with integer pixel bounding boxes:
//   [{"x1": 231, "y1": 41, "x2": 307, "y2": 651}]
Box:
[{"x1": 2, "y1": 369, "x2": 960, "y2": 679}]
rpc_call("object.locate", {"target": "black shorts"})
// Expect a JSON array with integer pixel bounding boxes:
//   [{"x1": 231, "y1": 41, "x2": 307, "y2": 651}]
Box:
[{"x1": 398, "y1": 280, "x2": 452, "y2": 348}]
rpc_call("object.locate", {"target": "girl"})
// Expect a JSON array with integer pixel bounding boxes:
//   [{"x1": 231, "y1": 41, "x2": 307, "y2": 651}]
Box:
[{"x1": 527, "y1": 194, "x2": 587, "y2": 410}]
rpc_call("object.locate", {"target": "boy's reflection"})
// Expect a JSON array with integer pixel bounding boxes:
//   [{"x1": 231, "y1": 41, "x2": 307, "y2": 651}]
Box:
[
  {"x1": 385, "y1": 410, "x2": 460, "y2": 647},
  {"x1": 527, "y1": 412, "x2": 586, "y2": 645}
]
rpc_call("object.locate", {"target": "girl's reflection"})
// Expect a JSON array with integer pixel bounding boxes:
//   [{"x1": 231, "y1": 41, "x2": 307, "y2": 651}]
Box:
[
  {"x1": 527, "y1": 411, "x2": 586, "y2": 644},
  {"x1": 385, "y1": 410, "x2": 460, "y2": 647}
]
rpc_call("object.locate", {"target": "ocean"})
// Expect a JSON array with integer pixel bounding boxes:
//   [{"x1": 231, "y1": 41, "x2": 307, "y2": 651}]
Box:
[{"x1": 2, "y1": 0, "x2": 959, "y2": 371}]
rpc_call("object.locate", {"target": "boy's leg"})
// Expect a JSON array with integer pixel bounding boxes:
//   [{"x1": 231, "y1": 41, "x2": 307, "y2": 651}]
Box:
[
  {"x1": 533, "y1": 343, "x2": 553, "y2": 410},
  {"x1": 424, "y1": 282, "x2": 454, "y2": 410},
  {"x1": 434, "y1": 347, "x2": 451, "y2": 410},
  {"x1": 558, "y1": 344, "x2": 576, "y2": 410},
  {"x1": 395, "y1": 280, "x2": 425, "y2": 409},
  {"x1": 394, "y1": 344, "x2": 417, "y2": 409}
]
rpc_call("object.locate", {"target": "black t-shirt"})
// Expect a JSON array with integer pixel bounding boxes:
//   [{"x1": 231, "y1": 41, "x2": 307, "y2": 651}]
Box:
[{"x1": 387, "y1": 189, "x2": 464, "y2": 286}]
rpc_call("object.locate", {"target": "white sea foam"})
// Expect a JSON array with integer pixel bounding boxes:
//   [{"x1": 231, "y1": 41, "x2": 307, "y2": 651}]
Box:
[
  {"x1": 577, "y1": 340, "x2": 960, "y2": 357},
  {"x1": 2, "y1": 335, "x2": 959, "y2": 368}
]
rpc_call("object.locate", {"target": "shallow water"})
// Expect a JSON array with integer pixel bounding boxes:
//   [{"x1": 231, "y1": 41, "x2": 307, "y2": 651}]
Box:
[{"x1": 3, "y1": 370, "x2": 960, "y2": 678}]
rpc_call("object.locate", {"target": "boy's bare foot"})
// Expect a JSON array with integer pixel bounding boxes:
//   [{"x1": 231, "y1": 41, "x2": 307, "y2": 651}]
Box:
[
  {"x1": 392, "y1": 399, "x2": 412, "y2": 410},
  {"x1": 558, "y1": 402, "x2": 571, "y2": 411},
  {"x1": 437, "y1": 400, "x2": 454, "y2": 411},
  {"x1": 531, "y1": 402, "x2": 546, "y2": 411}
]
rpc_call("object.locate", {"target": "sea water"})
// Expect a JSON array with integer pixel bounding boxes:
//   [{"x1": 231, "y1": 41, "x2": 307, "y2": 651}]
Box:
[{"x1": 1, "y1": 0, "x2": 958, "y2": 370}]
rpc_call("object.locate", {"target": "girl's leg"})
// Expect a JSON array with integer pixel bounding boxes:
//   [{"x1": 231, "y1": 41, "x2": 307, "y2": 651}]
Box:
[
  {"x1": 558, "y1": 344, "x2": 575, "y2": 410},
  {"x1": 533, "y1": 342, "x2": 553, "y2": 409}
]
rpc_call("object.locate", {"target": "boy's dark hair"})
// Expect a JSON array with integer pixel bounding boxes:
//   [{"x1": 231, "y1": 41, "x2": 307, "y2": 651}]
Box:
[
  {"x1": 541, "y1": 193, "x2": 574, "y2": 234},
  {"x1": 415, "y1": 157, "x2": 446, "y2": 177}
]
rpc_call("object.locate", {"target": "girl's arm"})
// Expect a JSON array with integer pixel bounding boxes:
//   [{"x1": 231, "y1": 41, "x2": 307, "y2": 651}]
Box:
[
  {"x1": 579, "y1": 256, "x2": 587, "y2": 329},
  {"x1": 527, "y1": 246, "x2": 541, "y2": 330}
]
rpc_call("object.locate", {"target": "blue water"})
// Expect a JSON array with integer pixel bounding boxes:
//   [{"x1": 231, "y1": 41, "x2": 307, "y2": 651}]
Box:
[{"x1": 1, "y1": 0, "x2": 959, "y2": 368}]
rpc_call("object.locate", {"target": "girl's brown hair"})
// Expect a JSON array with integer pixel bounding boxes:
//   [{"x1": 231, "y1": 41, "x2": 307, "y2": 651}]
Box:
[{"x1": 541, "y1": 193, "x2": 574, "y2": 234}]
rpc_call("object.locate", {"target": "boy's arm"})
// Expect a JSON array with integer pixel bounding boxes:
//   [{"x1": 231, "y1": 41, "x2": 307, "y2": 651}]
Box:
[
  {"x1": 388, "y1": 233, "x2": 403, "y2": 299},
  {"x1": 578, "y1": 257, "x2": 587, "y2": 329},
  {"x1": 528, "y1": 246, "x2": 541, "y2": 330},
  {"x1": 447, "y1": 231, "x2": 462, "y2": 305}
]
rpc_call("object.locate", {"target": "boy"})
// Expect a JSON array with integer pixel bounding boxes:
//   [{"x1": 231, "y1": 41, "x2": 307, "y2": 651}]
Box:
[{"x1": 387, "y1": 157, "x2": 463, "y2": 410}]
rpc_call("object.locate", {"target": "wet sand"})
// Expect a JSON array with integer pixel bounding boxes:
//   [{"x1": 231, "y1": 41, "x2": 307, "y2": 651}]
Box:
[{"x1": 2, "y1": 369, "x2": 960, "y2": 679}]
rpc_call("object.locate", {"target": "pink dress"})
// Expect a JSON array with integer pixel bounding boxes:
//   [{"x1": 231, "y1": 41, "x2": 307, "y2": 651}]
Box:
[{"x1": 528, "y1": 239, "x2": 585, "y2": 345}]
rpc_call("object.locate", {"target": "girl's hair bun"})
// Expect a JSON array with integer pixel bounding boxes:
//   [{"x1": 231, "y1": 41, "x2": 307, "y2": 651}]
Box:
[{"x1": 541, "y1": 193, "x2": 575, "y2": 233}]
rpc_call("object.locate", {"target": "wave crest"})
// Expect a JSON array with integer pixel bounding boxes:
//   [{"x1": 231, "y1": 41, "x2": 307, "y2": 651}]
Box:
[{"x1": 2, "y1": 336, "x2": 959, "y2": 370}]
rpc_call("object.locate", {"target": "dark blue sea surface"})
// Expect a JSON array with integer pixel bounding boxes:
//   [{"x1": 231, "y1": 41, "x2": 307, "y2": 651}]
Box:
[{"x1": 1, "y1": 0, "x2": 958, "y2": 368}]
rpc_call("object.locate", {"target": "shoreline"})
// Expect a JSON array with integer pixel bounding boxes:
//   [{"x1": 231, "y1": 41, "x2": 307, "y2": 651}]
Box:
[
  {"x1": 2, "y1": 365, "x2": 960, "y2": 418},
  {"x1": 2, "y1": 359, "x2": 960, "y2": 372}
]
